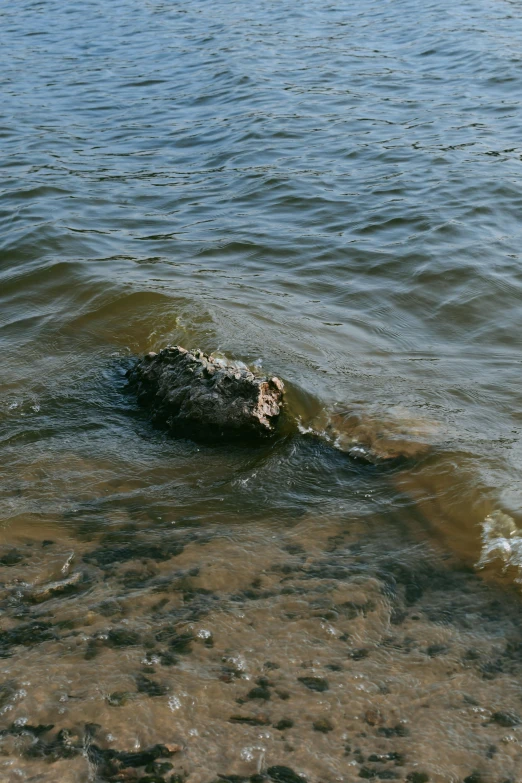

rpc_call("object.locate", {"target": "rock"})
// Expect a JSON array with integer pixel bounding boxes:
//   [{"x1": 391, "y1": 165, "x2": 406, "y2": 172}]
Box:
[
  {"x1": 26, "y1": 571, "x2": 84, "y2": 604},
  {"x1": 0, "y1": 548, "x2": 24, "y2": 566},
  {"x1": 313, "y1": 717, "x2": 334, "y2": 733},
  {"x1": 6, "y1": 722, "x2": 54, "y2": 737},
  {"x1": 107, "y1": 691, "x2": 130, "y2": 707},
  {"x1": 0, "y1": 621, "x2": 57, "y2": 654},
  {"x1": 107, "y1": 628, "x2": 142, "y2": 647},
  {"x1": 350, "y1": 648, "x2": 369, "y2": 661},
  {"x1": 126, "y1": 346, "x2": 284, "y2": 440},
  {"x1": 229, "y1": 713, "x2": 271, "y2": 726},
  {"x1": 426, "y1": 643, "x2": 448, "y2": 657},
  {"x1": 163, "y1": 743, "x2": 183, "y2": 755},
  {"x1": 113, "y1": 743, "x2": 181, "y2": 767},
  {"x1": 273, "y1": 718, "x2": 294, "y2": 731},
  {"x1": 84, "y1": 541, "x2": 184, "y2": 569},
  {"x1": 246, "y1": 686, "x2": 271, "y2": 700},
  {"x1": 491, "y1": 710, "x2": 520, "y2": 727},
  {"x1": 297, "y1": 676, "x2": 329, "y2": 692},
  {"x1": 136, "y1": 674, "x2": 169, "y2": 697},
  {"x1": 364, "y1": 708, "x2": 384, "y2": 727},
  {"x1": 368, "y1": 753, "x2": 404, "y2": 764},
  {"x1": 267, "y1": 766, "x2": 307, "y2": 783},
  {"x1": 145, "y1": 761, "x2": 174, "y2": 774},
  {"x1": 377, "y1": 723, "x2": 410, "y2": 738},
  {"x1": 154, "y1": 628, "x2": 194, "y2": 654}
]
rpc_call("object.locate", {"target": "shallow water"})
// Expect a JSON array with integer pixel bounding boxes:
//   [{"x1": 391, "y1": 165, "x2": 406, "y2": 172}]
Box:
[{"x1": 2, "y1": 0, "x2": 522, "y2": 780}]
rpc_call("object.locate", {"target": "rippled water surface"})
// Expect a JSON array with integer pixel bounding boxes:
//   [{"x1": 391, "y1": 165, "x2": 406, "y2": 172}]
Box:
[{"x1": 2, "y1": 0, "x2": 522, "y2": 780}]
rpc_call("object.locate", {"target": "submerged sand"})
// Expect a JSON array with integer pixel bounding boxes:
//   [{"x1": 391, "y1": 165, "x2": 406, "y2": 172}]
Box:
[{"x1": 1, "y1": 512, "x2": 521, "y2": 783}]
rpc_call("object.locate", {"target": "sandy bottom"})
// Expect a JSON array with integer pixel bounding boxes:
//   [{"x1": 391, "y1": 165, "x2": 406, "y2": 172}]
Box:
[{"x1": 1, "y1": 512, "x2": 522, "y2": 783}]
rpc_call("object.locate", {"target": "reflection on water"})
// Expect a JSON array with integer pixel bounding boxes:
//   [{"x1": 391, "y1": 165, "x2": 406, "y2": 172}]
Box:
[{"x1": 2, "y1": 0, "x2": 522, "y2": 778}]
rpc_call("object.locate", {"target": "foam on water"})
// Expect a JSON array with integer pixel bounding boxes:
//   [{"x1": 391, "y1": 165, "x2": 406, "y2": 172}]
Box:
[{"x1": 477, "y1": 510, "x2": 522, "y2": 582}]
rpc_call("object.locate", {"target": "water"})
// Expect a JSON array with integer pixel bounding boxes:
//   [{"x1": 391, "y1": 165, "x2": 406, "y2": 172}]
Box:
[{"x1": 2, "y1": 0, "x2": 522, "y2": 780}]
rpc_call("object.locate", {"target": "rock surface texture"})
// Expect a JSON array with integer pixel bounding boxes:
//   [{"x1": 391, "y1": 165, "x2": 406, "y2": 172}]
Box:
[{"x1": 127, "y1": 346, "x2": 284, "y2": 440}]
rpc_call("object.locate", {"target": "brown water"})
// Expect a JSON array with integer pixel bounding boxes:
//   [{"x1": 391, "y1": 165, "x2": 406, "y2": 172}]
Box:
[{"x1": 2, "y1": 0, "x2": 522, "y2": 780}]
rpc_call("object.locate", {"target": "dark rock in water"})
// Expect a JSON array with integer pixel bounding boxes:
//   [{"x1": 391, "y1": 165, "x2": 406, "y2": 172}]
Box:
[
  {"x1": 313, "y1": 717, "x2": 334, "y2": 733},
  {"x1": 115, "y1": 742, "x2": 182, "y2": 767},
  {"x1": 0, "y1": 621, "x2": 57, "y2": 656},
  {"x1": 87, "y1": 740, "x2": 182, "y2": 776},
  {"x1": 360, "y1": 769, "x2": 400, "y2": 780},
  {"x1": 158, "y1": 650, "x2": 179, "y2": 667},
  {"x1": 297, "y1": 676, "x2": 329, "y2": 692},
  {"x1": 229, "y1": 713, "x2": 271, "y2": 726},
  {"x1": 145, "y1": 761, "x2": 174, "y2": 774},
  {"x1": 406, "y1": 774, "x2": 430, "y2": 783},
  {"x1": 136, "y1": 674, "x2": 169, "y2": 697},
  {"x1": 25, "y1": 727, "x2": 82, "y2": 761},
  {"x1": 0, "y1": 548, "x2": 24, "y2": 566},
  {"x1": 84, "y1": 540, "x2": 184, "y2": 569},
  {"x1": 155, "y1": 627, "x2": 194, "y2": 654},
  {"x1": 364, "y1": 708, "x2": 384, "y2": 726},
  {"x1": 246, "y1": 685, "x2": 271, "y2": 701},
  {"x1": 273, "y1": 718, "x2": 294, "y2": 731},
  {"x1": 107, "y1": 690, "x2": 130, "y2": 707},
  {"x1": 107, "y1": 628, "x2": 142, "y2": 647},
  {"x1": 490, "y1": 710, "x2": 520, "y2": 727},
  {"x1": 1, "y1": 722, "x2": 54, "y2": 738},
  {"x1": 26, "y1": 571, "x2": 85, "y2": 603},
  {"x1": 127, "y1": 346, "x2": 284, "y2": 440},
  {"x1": 3, "y1": 721, "x2": 182, "y2": 776},
  {"x1": 267, "y1": 766, "x2": 307, "y2": 783},
  {"x1": 0, "y1": 682, "x2": 18, "y2": 708},
  {"x1": 350, "y1": 648, "x2": 370, "y2": 661},
  {"x1": 377, "y1": 723, "x2": 410, "y2": 738}
]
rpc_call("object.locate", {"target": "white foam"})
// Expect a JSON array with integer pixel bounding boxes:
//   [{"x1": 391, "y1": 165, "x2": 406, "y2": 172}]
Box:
[{"x1": 476, "y1": 510, "x2": 522, "y2": 582}]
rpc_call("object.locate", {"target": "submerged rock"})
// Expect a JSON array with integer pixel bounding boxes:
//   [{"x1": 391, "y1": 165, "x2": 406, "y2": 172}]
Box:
[
  {"x1": 267, "y1": 766, "x2": 307, "y2": 783},
  {"x1": 27, "y1": 571, "x2": 85, "y2": 604},
  {"x1": 297, "y1": 676, "x2": 329, "y2": 692},
  {"x1": 127, "y1": 346, "x2": 284, "y2": 440}
]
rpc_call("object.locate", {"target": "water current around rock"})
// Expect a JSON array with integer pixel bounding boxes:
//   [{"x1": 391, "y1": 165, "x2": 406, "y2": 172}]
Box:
[{"x1": 2, "y1": 1, "x2": 522, "y2": 780}]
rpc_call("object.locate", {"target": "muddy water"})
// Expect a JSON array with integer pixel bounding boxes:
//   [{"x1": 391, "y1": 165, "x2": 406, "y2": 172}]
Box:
[{"x1": 2, "y1": 0, "x2": 522, "y2": 780}]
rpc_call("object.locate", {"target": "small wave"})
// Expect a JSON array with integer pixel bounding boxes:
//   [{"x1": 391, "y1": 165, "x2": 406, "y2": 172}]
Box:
[
  {"x1": 476, "y1": 510, "x2": 522, "y2": 582},
  {"x1": 298, "y1": 404, "x2": 439, "y2": 463}
]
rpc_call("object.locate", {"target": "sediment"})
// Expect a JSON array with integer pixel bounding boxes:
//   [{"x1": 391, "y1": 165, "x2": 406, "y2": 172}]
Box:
[{"x1": 1, "y1": 522, "x2": 522, "y2": 781}]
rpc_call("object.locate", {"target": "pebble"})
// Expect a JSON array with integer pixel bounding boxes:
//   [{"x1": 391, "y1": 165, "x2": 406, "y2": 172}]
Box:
[
  {"x1": 267, "y1": 765, "x2": 307, "y2": 783},
  {"x1": 491, "y1": 711, "x2": 520, "y2": 727},
  {"x1": 297, "y1": 677, "x2": 329, "y2": 692},
  {"x1": 27, "y1": 571, "x2": 84, "y2": 603},
  {"x1": 312, "y1": 717, "x2": 334, "y2": 733},
  {"x1": 364, "y1": 709, "x2": 384, "y2": 727},
  {"x1": 273, "y1": 719, "x2": 294, "y2": 731}
]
